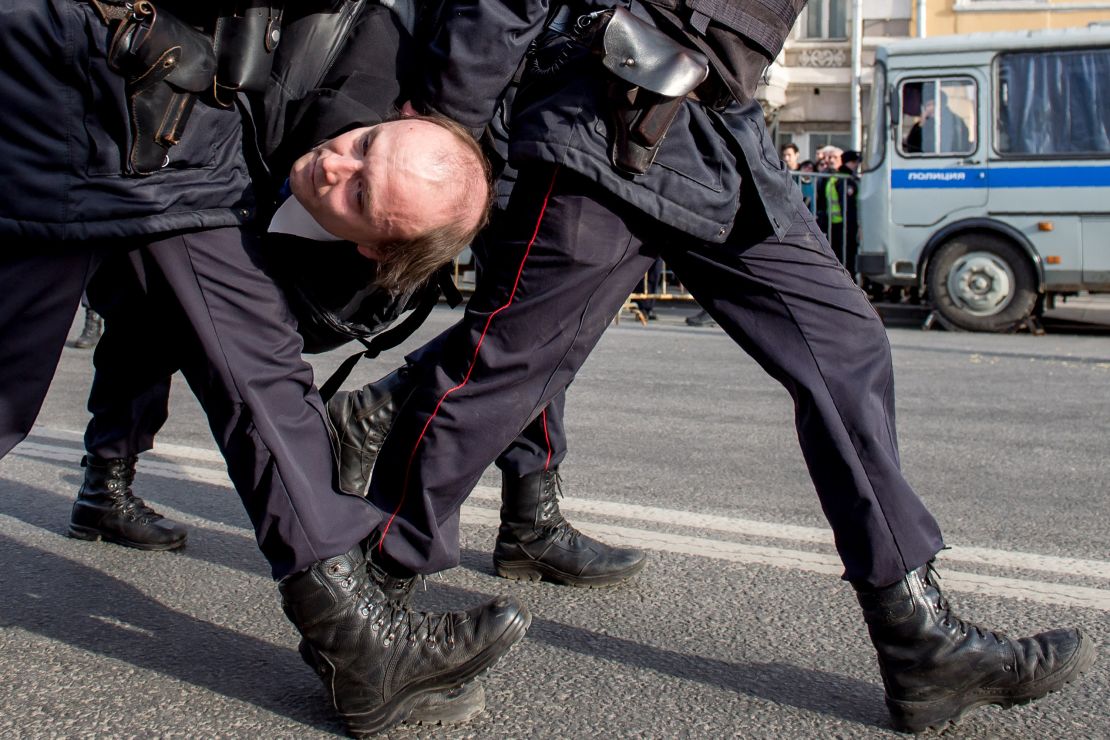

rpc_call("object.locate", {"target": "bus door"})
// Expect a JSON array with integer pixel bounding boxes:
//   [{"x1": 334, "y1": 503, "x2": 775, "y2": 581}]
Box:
[{"x1": 891, "y1": 74, "x2": 986, "y2": 227}]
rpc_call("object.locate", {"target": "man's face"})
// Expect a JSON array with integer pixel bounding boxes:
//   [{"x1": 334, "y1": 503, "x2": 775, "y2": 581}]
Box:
[
  {"x1": 288, "y1": 119, "x2": 463, "y2": 257},
  {"x1": 781, "y1": 147, "x2": 798, "y2": 170},
  {"x1": 827, "y1": 152, "x2": 842, "y2": 170}
]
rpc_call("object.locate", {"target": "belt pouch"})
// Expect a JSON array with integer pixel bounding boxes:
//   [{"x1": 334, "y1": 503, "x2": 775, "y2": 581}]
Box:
[{"x1": 212, "y1": 1, "x2": 283, "y2": 105}]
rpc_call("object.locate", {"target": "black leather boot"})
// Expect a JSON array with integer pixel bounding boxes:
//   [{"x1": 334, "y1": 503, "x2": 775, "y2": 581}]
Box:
[
  {"x1": 296, "y1": 552, "x2": 485, "y2": 726},
  {"x1": 684, "y1": 309, "x2": 715, "y2": 327},
  {"x1": 326, "y1": 365, "x2": 415, "y2": 495},
  {"x1": 857, "y1": 563, "x2": 1096, "y2": 733},
  {"x1": 71, "y1": 308, "x2": 103, "y2": 349},
  {"x1": 280, "y1": 544, "x2": 531, "y2": 737},
  {"x1": 494, "y1": 468, "x2": 647, "y2": 587},
  {"x1": 69, "y1": 455, "x2": 188, "y2": 551},
  {"x1": 304, "y1": 638, "x2": 489, "y2": 728}
]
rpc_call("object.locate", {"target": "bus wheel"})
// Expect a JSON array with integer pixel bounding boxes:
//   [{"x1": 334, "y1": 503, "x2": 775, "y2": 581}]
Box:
[{"x1": 927, "y1": 236, "x2": 1038, "y2": 332}]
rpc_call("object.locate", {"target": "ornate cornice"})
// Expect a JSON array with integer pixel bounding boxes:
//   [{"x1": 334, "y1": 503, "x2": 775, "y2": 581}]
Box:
[{"x1": 796, "y1": 46, "x2": 849, "y2": 67}]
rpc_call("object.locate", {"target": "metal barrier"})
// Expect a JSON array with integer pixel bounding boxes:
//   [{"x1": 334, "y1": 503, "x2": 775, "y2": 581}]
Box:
[
  {"x1": 621, "y1": 265, "x2": 697, "y2": 324},
  {"x1": 791, "y1": 170, "x2": 857, "y2": 270}
]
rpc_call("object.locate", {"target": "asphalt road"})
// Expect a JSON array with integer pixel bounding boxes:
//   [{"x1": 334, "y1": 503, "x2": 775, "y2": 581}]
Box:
[{"x1": 2, "y1": 304, "x2": 1108, "y2": 739}]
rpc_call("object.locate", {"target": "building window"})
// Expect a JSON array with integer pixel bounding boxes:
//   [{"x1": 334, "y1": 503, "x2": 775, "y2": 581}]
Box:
[{"x1": 804, "y1": 0, "x2": 848, "y2": 40}]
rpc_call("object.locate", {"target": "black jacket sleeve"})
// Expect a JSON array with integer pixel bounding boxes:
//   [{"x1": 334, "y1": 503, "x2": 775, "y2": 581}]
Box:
[{"x1": 415, "y1": 0, "x2": 551, "y2": 134}]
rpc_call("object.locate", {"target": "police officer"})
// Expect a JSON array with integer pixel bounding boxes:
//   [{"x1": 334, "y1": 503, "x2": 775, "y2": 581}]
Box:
[
  {"x1": 75, "y1": 0, "x2": 647, "y2": 590},
  {"x1": 0, "y1": 1, "x2": 528, "y2": 734},
  {"x1": 360, "y1": 0, "x2": 1095, "y2": 733},
  {"x1": 69, "y1": 0, "x2": 486, "y2": 554}
]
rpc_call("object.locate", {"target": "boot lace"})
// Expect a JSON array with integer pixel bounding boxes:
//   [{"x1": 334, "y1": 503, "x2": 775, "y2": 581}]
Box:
[
  {"x1": 924, "y1": 564, "x2": 1006, "y2": 644},
  {"x1": 367, "y1": 557, "x2": 427, "y2": 605},
  {"x1": 111, "y1": 492, "x2": 165, "y2": 524},
  {"x1": 347, "y1": 573, "x2": 461, "y2": 651},
  {"x1": 101, "y1": 461, "x2": 164, "y2": 524},
  {"x1": 539, "y1": 471, "x2": 581, "y2": 545}
]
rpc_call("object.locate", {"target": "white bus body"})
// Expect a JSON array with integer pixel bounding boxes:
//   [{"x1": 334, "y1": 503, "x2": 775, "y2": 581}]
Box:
[{"x1": 857, "y1": 27, "x2": 1110, "y2": 331}]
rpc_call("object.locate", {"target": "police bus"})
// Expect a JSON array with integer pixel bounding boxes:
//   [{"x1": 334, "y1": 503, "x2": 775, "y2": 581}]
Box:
[{"x1": 856, "y1": 26, "x2": 1110, "y2": 332}]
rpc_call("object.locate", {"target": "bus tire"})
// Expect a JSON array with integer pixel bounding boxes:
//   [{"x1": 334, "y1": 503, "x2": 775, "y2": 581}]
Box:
[{"x1": 926, "y1": 235, "x2": 1038, "y2": 332}]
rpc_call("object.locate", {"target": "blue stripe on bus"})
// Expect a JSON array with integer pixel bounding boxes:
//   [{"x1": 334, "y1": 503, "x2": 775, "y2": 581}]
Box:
[{"x1": 891, "y1": 165, "x2": 1110, "y2": 189}]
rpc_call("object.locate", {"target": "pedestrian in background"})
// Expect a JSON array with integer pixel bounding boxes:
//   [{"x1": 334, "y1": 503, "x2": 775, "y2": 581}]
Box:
[
  {"x1": 780, "y1": 141, "x2": 800, "y2": 171},
  {"x1": 797, "y1": 159, "x2": 817, "y2": 212},
  {"x1": 815, "y1": 146, "x2": 843, "y2": 233}
]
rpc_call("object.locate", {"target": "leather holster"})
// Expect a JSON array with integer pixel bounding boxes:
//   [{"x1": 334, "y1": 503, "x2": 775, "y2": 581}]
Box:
[
  {"x1": 105, "y1": 1, "x2": 217, "y2": 174},
  {"x1": 591, "y1": 7, "x2": 709, "y2": 175}
]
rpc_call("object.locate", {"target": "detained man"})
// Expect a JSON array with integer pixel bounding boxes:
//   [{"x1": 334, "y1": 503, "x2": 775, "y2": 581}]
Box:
[{"x1": 282, "y1": 118, "x2": 488, "y2": 284}]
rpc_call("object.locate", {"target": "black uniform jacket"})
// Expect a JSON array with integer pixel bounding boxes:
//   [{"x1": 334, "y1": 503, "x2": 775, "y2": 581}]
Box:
[
  {"x1": 415, "y1": 0, "x2": 801, "y2": 242},
  {"x1": 0, "y1": 0, "x2": 252, "y2": 241}
]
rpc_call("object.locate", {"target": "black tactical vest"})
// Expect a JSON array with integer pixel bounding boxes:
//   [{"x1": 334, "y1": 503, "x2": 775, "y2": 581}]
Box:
[{"x1": 642, "y1": 0, "x2": 807, "y2": 104}]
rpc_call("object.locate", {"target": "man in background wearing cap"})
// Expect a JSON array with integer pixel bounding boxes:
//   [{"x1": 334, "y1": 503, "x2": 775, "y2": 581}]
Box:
[{"x1": 827, "y1": 150, "x2": 861, "y2": 279}]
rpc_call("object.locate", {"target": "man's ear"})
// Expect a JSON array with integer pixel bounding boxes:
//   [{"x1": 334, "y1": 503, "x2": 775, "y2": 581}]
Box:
[
  {"x1": 356, "y1": 244, "x2": 382, "y2": 261},
  {"x1": 399, "y1": 100, "x2": 419, "y2": 118}
]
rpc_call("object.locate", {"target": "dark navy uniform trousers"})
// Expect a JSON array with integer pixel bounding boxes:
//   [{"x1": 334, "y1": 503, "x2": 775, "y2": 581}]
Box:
[
  {"x1": 368, "y1": 166, "x2": 946, "y2": 589},
  {"x1": 0, "y1": 229, "x2": 378, "y2": 579},
  {"x1": 0, "y1": 244, "x2": 102, "y2": 459},
  {"x1": 78, "y1": 248, "x2": 566, "y2": 508}
]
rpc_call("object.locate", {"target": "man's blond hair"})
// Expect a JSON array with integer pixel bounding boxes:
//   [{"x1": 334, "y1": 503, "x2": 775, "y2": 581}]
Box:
[{"x1": 372, "y1": 114, "x2": 493, "y2": 293}]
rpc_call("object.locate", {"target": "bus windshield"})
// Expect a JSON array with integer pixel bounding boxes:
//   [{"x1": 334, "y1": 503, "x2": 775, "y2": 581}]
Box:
[{"x1": 862, "y1": 61, "x2": 886, "y2": 171}]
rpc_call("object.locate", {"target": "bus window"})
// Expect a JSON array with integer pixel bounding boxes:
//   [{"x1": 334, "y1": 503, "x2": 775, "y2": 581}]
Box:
[
  {"x1": 997, "y1": 48, "x2": 1110, "y2": 156},
  {"x1": 899, "y1": 78, "x2": 976, "y2": 156}
]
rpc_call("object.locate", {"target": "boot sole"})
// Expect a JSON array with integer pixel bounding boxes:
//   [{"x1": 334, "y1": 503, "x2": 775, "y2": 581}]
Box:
[
  {"x1": 297, "y1": 641, "x2": 487, "y2": 725},
  {"x1": 331, "y1": 605, "x2": 532, "y2": 737},
  {"x1": 402, "y1": 682, "x2": 486, "y2": 726},
  {"x1": 494, "y1": 556, "x2": 647, "y2": 588},
  {"x1": 887, "y1": 627, "x2": 1097, "y2": 734},
  {"x1": 68, "y1": 524, "x2": 187, "y2": 552}
]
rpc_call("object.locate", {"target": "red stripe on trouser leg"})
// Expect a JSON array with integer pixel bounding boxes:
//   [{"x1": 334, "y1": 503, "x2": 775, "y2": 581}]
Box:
[
  {"x1": 541, "y1": 407, "x2": 552, "y2": 472},
  {"x1": 379, "y1": 168, "x2": 562, "y2": 545}
]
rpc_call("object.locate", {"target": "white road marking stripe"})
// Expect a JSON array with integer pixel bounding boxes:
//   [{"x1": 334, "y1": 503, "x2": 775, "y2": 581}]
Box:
[
  {"x1": 20, "y1": 435, "x2": 1110, "y2": 580},
  {"x1": 10, "y1": 435, "x2": 1110, "y2": 608},
  {"x1": 461, "y1": 508, "x2": 1110, "y2": 610},
  {"x1": 30, "y1": 425, "x2": 226, "y2": 464}
]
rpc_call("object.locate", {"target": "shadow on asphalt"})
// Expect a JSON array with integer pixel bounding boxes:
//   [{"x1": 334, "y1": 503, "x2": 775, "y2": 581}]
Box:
[
  {"x1": 0, "y1": 530, "x2": 343, "y2": 735},
  {"x1": 434, "y1": 550, "x2": 891, "y2": 731},
  {"x1": 873, "y1": 303, "x2": 1110, "y2": 336},
  {"x1": 1, "y1": 476, "x2": 888, "y2": 732}
]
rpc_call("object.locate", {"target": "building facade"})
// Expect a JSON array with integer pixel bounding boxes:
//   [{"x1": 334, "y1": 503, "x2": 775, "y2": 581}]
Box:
[{"x1": 767, "y1": 0, "x2": 1110, "y2": 161}]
